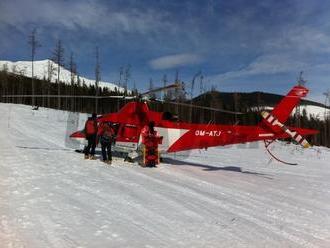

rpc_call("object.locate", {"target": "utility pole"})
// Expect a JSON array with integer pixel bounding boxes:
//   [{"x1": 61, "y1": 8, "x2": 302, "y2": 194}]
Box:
[{"x1": 28, "y1": 28, "x2": 41, "y2": 107}]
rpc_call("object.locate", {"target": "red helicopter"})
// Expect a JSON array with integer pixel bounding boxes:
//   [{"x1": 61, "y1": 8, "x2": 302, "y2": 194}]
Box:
[
  {"x1": 4, "y1": 82, "x2": 318, "y2": 165},
  {"x1": 69, "y1": 83, "x2": 318, "y2": 165}
]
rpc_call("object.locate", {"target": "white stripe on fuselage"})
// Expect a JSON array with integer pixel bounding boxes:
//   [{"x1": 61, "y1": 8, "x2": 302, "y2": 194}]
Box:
[{"x1": 155, "y1": 127, "x2": 189, "y2": 153}]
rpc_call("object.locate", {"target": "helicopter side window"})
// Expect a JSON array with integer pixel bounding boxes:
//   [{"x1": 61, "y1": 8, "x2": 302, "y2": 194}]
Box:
[
  {"x1": 162, "y1": 111, "x2": 178, "y2": 121},
  {"x1": 162, "y1": 111, "x2": 173, "y2": 120}
]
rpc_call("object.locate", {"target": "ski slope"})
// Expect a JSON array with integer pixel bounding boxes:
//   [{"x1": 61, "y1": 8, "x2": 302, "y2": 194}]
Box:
[{"x1": 1, "y1": 103, "x2": 330, "y2": 248}]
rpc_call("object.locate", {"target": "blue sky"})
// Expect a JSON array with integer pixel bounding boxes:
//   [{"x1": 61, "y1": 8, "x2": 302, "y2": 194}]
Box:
[{"x1": 1, "y1": 0, "x2": 330, "y2": 102}]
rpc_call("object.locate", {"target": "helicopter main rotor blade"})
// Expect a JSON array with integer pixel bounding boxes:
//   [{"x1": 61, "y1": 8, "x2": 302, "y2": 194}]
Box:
[
  {"x1": 157, "y1": 100, "x2": 244, "y2": 115},
  {"x1": 1, "y1": 95, "x2": 136, "y2": 99},
  {"x1": 140, "y1": 82, "x2": 183, "y2": 97},
  {"x1": 97, "y1": 95, "x2": 136, "y2": 99}
]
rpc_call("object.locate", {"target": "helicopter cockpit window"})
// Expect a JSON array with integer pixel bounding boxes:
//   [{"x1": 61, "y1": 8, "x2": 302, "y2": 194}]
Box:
[{"x1": 111, "y1": 123, "x2": 120, "y2": 135}]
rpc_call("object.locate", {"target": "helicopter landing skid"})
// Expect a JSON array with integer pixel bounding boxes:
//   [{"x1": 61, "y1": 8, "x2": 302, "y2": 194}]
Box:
[{"x1": 264, "y1": 140, "x2": 298, "y2": 166}]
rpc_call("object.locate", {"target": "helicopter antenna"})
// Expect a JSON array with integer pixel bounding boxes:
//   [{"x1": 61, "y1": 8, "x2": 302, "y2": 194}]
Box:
[{"x1": 297, "y1": 71, "x2": 307, "y2": 86}]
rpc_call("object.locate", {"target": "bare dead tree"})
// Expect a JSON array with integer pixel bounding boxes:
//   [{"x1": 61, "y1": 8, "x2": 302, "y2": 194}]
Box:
[
  {"x1": 47, "y1": 60, "x2": 56, "y2": 107},
  {"x1": 52, "y1": 39, "x2": 65, "y2": 109},
  {"x1": 124, "y1": 64, "x2": 131, "y2": 94},
  {"x1": 189, "y1": 71, "x2": 202, "y2": 121},
  {"x1": 18, "y1": 68, "x2": 26, "y2": 104},
  {"x1": 323, "y1": 90, "x2": 330, "y2": 119},
  {"x1": 69, "y1": 52, "x2": 77, "y2": 111},
  {"x1": 95, "y1": 46, "x2": 101, "y2": 113},
  {"x1": 69, "y1": 52, "x2": 77, "y2": 85},
  {"x1": 148, "y1": 78, "x2": 156, "y2": 99},
  {"x1": 132, "y1": 80, "x2": 138, "y2": 96},
  {"x1": 199, "y1": 74, "x2": 204, "y2": 94},
  {"x1": 162, "y1": 74, "x2": 168, "y2": 101},
  {"x1": 199, "y1": 74, "x2": 205, "y2": 123},
  {"x1": 1, "y1": 64, "x2": 9, "y2": 103},
  {"x1": 28, "y1": 28, "x2": 41, "y2": 106},
  {"x1": 119, "y1": 66, "x2": 124, "y2": 88},
  {"x1": 175, "y1": 69, "x2": 179, "y2": 114},
  {"x1": 323, "y1": 90, "x2": 330, "y2": 146},
  {"x1": 295, "y1": 71, "x2": 307, "y2": 127}
]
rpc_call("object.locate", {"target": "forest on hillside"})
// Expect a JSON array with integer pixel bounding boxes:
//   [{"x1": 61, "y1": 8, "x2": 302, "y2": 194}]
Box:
[{"x1": 0, "y1": 69, "x2": 329, "y2": 148}]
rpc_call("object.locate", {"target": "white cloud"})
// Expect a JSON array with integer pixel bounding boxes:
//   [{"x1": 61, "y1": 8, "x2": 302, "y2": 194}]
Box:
[
  {"x1": 210, "y1": 54, "x2": 308, "y2": 82},
  {"x1": 149, "y1": 53, "x2": 203, "y2": 70},
  {"x1": 0, "y1": 0, "x2": 174, "y2": 36},
  {"x1": 264, "y1": 26, "x2": 330, "y2": 54}
]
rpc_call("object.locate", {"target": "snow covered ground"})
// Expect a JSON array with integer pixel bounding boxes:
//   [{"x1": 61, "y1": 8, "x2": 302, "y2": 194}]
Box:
[
  {"x1": 254, "y1": 105, "x2": 329, "y2": 121},
  {"x1": 0, "y1": 60, "x2": 124, "y2": 91},
  {"x1": 1, "y1": 103, "x2": 330, "y2": 248},
  {"x1": 297, "y1": 105, "x2": 329, "y2": 121}
]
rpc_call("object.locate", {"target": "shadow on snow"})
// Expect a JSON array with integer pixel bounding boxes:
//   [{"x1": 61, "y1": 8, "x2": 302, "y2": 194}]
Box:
[{"x1": 163, "y1": 157, "x2": 273, "y2": 179}]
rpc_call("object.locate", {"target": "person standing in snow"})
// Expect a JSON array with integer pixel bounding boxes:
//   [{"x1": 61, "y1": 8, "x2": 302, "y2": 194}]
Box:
[
  {"x1": 84, "y1": 113, "x2": 98, "y2": 159},
  {"x1": 97, "y1": 122, "x2": 115, "y2": 164},
  {"x1": 141, "y1": 121, "x2": 162, "y2": 167}
]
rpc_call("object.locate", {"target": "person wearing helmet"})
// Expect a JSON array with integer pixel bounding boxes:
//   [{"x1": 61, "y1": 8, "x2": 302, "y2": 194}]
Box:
[
  {"x1": 141, "y1": 121, "x2": 157, "y2": 141},
  {"x1": 84, "y1": 113, "x2": 98, "y2": 159},
  {"x1": 97, "y1": 122, "x2": 115, "y2": 164}
]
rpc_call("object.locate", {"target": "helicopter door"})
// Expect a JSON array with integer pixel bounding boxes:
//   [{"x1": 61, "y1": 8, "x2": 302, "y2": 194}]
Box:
[{"x1": 115, "y1": 124, "x2": 140, "y2": 152}]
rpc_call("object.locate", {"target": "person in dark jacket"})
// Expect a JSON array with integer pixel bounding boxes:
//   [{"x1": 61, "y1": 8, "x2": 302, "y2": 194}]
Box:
[
  {"x1": 84, "y1": 113, "x2": 98, "y2": 159},
  {"x1": 97, "y1": 122, "x2": 115, "y2": 164}
]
